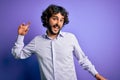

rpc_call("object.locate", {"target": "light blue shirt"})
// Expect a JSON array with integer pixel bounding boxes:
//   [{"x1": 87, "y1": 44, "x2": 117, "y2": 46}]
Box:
[{"x1": 12, "y1": 32, "x2": 98, "y2": 80}]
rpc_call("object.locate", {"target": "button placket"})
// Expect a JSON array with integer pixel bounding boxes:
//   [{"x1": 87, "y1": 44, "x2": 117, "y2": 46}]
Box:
[{"x1": 51, "y1": 40, "x2": 56, "y2": 80}]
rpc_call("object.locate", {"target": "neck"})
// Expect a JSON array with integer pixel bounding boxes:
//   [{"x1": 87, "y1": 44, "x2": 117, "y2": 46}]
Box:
[{"x1": 47, "y1": 30, "x2": 58, "y2": 39}]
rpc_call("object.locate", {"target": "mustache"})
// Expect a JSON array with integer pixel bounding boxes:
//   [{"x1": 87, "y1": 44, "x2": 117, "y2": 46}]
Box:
[{"x1": 53, "y1": 24, "x2": 60, "y2": 28}]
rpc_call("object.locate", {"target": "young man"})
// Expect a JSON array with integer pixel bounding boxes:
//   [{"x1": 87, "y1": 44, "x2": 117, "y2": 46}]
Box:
[{"x1": 12, "y1": 4, "x2": 106, "y2": 80}]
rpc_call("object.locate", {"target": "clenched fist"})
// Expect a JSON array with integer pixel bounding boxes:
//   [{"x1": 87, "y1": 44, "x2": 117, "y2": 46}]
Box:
[{"x1": 18, "y1": 22, "x2": 30, "y2": 35}]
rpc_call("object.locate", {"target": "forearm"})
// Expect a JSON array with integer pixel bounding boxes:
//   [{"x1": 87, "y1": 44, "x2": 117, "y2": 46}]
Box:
[
  {"x1": 79, "y1": 57, "x2": 107, "y2": 80},
  {"x1": 78, "y1": 56, "x2": 98, "y2": 76},
  {"x1": 12, "y1": 34, "x2": 36, "y2": 59},
  {"x1": 12, "y1": 35, "x2": 26, "y2": 59}
]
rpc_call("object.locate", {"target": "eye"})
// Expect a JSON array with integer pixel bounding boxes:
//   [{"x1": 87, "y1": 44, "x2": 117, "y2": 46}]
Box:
[
  {"x1": 60, "y1": 19, "x2": 64, "y2": 23},
  {"x1": 52, "y1": 17, "x2": 57, "y2": 20}
]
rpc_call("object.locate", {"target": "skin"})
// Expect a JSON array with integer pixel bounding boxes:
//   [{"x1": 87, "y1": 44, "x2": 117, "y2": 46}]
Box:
[
  {"x1": 18, "y1": 22, "x2": 30, "y2": 35},
  {"x1": 18, "y1": 13, "x2": 107, "y2": 80},
  {"x1": 47, "y1": 13, "x2": 64, "y2": 39},
  {"x1": 95, "y1": 74, "x2": 107, "y2": 80}
]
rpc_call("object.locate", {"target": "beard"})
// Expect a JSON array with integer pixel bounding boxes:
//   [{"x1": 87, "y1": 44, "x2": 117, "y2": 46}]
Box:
[{"x1": 47, "y1": 24, "x2": 61, "y2": 35}]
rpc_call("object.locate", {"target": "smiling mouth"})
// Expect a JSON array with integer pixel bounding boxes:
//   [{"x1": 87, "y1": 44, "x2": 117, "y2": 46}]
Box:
[
  {"x1": 53, "y1": 27, "x2": 59, "y2": 32},
  {"x1": 52, "y1": 25, "x2": 61, "y2": 34},
  {"x1": 53, "y1": 24, "x2": 60, "y2": 29},
  {"x1": 53, "y1": 26, "x2": 59, "y2": 30}
]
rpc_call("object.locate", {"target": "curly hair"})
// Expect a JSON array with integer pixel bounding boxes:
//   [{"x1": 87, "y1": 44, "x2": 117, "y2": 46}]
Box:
[{"x1": 41, "y1": 4, "x2": 69, "y2": 28}]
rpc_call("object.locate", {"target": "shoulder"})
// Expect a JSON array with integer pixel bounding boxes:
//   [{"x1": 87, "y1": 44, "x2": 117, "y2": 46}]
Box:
[
  {"x1": 61, "y1": 32, "x2": 75, "y2": 37},
  {"x1": 61, "y1": 32, "x2": 76, "y2": 38},
  {"x1": 32, "y1": 35, "x2": 44, "y2": 41}
]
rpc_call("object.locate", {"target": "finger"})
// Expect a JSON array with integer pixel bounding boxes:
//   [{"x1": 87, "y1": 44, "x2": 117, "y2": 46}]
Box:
[
  {"x1": 18, "y1": 25, "x2": 23, "y2": 29},
  {"x1": 25, "y1": 21, "x2": 31, "y2": 27},
  {"x1": 25, "y1": 27, "x2": 29, "y2": 32},
  {"x1": 27, "y1": 21, "x2": 31, "y2": 26},
  {"x1": 19, "y1": 23, "x2": 25, "y2": 29},
  {"x1": 20, "y1": 23, "x2": 25, "y2": 26}
]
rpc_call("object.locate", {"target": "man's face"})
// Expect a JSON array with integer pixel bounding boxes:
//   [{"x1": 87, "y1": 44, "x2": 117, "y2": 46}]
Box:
[{"x1": 48, "y1": 13, "x2": 64, "y2": 35}]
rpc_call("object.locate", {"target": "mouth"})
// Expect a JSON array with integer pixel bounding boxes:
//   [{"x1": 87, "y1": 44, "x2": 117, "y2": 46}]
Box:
[
  {"x1": 48, "y1": 24, "x2": 61, "y2": 35},
  {"x1": 53, "y1": 25, "x2": 60, "y2": 28},
  {"x1": 53, "y1": 25, "x2": 60, "y2": 31}
]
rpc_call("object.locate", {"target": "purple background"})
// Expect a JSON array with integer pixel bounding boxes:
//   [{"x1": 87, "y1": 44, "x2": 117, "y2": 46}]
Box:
[{"x1": 0, "y1": 0, "x2": 120, "y2": 80}]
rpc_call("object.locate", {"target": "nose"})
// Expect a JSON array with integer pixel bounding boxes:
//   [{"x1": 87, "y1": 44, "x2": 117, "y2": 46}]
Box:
[{"x1": 57, "y1": 20, "x2": 61, "y2": 25}]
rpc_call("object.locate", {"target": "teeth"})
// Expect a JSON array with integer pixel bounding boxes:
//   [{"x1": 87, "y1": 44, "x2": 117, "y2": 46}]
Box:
[{"x1": 54, "y1": 26, "x2": 58, "y2": 28}]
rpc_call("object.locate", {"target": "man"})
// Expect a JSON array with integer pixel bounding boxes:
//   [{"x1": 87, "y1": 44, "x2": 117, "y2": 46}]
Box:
[{"x1": 12, "y1": 4, "x2": 106, "y2": 80}]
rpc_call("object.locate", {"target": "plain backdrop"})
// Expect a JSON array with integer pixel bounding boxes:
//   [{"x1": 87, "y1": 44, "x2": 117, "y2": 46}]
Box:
[{"x1": 0, "y1": 0, "x2": 120, "y2": 80}]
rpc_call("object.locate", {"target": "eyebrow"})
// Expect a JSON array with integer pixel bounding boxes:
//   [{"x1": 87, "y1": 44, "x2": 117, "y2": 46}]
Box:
[{"x1": 52, "y1": 15, "x2": 64, "y2": 20}]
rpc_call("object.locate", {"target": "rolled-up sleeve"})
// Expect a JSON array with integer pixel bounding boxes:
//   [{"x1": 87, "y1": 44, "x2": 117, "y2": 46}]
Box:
[{"x1": 12, "y1": 35, "x2": 35, "y2": 59}]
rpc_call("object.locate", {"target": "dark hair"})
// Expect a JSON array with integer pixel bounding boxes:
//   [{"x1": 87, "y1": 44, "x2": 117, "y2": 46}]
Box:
[{"x1": 41, "y1": 4, "x2": 69, "y2": 28}]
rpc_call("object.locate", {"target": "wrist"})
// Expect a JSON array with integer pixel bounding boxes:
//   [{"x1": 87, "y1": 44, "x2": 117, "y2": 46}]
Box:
[{"x1": 95, "y1": 73, "x2": 107, "y2": 80}]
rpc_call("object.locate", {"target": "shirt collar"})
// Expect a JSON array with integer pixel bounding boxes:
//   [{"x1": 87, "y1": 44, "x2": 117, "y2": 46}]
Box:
[{"x1": 42, "y1": 31, "x2": 64, "y2": 39}]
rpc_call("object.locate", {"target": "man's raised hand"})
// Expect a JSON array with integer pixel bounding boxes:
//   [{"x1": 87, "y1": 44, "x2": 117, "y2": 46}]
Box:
[{"x1": 18, "y1": 22, "x2": 31, "y2": 35}]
